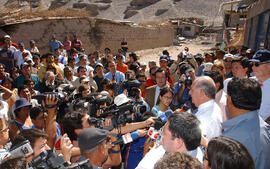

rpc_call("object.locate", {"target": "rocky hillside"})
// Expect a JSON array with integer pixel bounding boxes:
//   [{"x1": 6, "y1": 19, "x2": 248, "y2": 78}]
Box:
[{"x1": 1, "y1": 0, "x2": 231, "y2": 25}]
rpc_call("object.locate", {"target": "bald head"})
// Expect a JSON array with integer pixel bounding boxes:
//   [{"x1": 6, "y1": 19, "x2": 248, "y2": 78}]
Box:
[{"x1": 194, "y1": 76, "x2": 216, "y2": 99}]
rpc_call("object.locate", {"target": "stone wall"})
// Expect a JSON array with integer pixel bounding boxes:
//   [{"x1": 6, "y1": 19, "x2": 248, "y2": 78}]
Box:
[{"x1": 0, "y1": 17, "x2": 174, "y2": 54}]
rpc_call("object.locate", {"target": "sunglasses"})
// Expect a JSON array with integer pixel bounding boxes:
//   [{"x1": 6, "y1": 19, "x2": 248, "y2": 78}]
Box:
[{"x1": 252, "y1": 61, "x2": 270, "y2": 67}]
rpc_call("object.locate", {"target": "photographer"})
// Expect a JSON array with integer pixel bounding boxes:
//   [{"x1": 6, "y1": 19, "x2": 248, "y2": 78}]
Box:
[
  {"x1": 128, "y1": 87, "x2": 150, "y2": 113},
  {"x1": 172, "y1": 62, "x2": 195, "y2": 110},
  {"x1": 9, "y1": 94, "x2": 59, "y2": 149}
]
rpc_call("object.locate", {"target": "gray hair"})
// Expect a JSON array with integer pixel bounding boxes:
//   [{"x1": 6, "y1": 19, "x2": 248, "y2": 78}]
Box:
[
  {"x1": 195, "y1": 76, "x2": 216, "y2": 99},
  {"x1": 44, "y1": 71, "x2": 54, "y2": 80}
]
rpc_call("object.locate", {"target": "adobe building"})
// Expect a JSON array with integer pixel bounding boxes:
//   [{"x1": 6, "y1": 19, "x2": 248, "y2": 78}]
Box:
[{"x1": 241, "y1": 0, "x2": 270, "y2": 50}]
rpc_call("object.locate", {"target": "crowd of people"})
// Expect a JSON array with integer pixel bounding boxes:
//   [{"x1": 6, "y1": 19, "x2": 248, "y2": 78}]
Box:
[{"x1": 0, "y1": 33, "x2": 269, "y2": 169}]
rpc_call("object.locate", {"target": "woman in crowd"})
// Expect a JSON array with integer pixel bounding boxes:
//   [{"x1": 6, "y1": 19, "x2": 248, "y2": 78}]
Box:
[
  {"x1": 204, "y1": 136, "x2": 254, "y2": 169},
  {"x1": 151, "y1": 87, "x2": 173, "y2": 117},
  {"x1": 212, "y1": 60, "x2": 226, "y2": 81}
]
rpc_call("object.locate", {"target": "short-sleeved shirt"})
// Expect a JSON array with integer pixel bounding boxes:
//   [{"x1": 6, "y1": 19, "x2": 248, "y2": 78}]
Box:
[
  {"x1": 222, "y1": 110, "x2": 270, "y2": 169},
  {"x1": 50, "y1": 40, "x2": 62, "y2": 52},
  {"x1": 0, "y1": 49, "x2": 15, "y2": 72},
  {"x1": 14, "y1": 74, "x2": 40, "y2": 91}
]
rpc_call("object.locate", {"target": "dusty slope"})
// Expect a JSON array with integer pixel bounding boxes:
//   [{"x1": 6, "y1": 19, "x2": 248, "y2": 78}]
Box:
[{"x1": 2, "y1": 0, "x2": 231, "y2": 26}]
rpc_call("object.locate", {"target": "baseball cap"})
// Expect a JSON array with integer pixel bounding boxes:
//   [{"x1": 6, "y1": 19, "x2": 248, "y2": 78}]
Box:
[
  {"x1": 33, "y1": 54, "x2": 40, "y2": 59},
  {"x1": 4, "y1": 35, "x2": 10, "y2": 39},
  {"x1": 18, "y1": 42, "x2": 24, "y2": 47},
  {"x1": 21, "y1": 62, "x2": 30, "y2": 69},
  {"x1": 24, "y1": 57, "x2": 34, "y2": 64},
  {"x1": 30, "y1": 40, "x2": 35, "y2": 44},
  {"x1": 95, "y1": 63, "x2": 104, "y2": 69},
  {"x1": 78, "y1": 128, "x2": 109, "y2": 151},
  {"x1": 159, "y1": 55, "x2": 169, "y2": 62},
  {"x1": 114, "y1": 93, "x2": 131, "y2": 106},
  {"x1": 249, "y1": 49, "x2": 270, "y2": 63},
  {"x1": 223, "y1": 53, "x2": 234, "y2": 60}
]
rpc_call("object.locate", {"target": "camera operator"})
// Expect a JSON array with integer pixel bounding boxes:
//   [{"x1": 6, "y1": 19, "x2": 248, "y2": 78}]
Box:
[
  {"x1": 128, "y1": 87, "x2": 150, "y2": 113},
  {"x1": 61, "y1": 108, "x2": 122, "y2": 167},
  {"x1": 9, "y1": 94, "x2": 59, "y2": 149},
  {"x1": 172, "y1": 62, "x2": 195, "y2": 111},
  {"x1": 78, "y1": 85, "x2": 91, "y2": 99}
]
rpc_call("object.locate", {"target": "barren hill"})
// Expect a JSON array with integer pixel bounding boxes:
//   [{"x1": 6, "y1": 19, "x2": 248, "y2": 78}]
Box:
[{"x1": 1, "y1": 0, "x2": 231, "y2": 26}]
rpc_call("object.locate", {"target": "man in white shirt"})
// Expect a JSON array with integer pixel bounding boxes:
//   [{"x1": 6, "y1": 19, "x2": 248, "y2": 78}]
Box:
[
  {"x1": 189, "y1": 76, "x2": 223, "y2": 139},
  {"x1": 136, "y1": 111, "x2": 203, "y2": 169},
  {"x1": 75, "y1": 54, "x2": 94, "y2": 76},
  {"x1": 14, "y1": 42, "x2": 32, "y2": 68},
  {"x1": 249, "y1": 49, "x2": 270, "y2": 122}
]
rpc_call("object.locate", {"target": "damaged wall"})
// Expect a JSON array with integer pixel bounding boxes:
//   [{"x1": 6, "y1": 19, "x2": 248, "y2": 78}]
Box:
[{"x1": 0, "y1": 17, "x2": 174, "y2": 54}]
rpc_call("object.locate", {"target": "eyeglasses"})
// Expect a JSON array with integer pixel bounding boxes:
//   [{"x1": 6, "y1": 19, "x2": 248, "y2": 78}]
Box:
[
  {"x1": 252, "y1": 61, "x2": 270, "y2": 67},
  {"x1": 0, "y1": 126, "x2": 9, "y2": 133}
]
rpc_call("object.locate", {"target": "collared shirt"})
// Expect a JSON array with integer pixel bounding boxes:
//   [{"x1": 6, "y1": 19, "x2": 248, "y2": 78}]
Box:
[
  {"x1": 104, "y1": 71, "x2": 125, "y2": 83},
  {"x1": 215, "y1": 89, "x2": 228, "y2": 122},
  {"x1": 259, "y1": 78, "x2": 270, "y2": 120},
  {"x1": 222, "y1": 110, "x2": 270, "y2": 169},
  {"x1": 195, "y1": 100, "x2": 222, "y2": 139},
  {"x1": 154, "y1": 86, "x2": 161, "y2": 106},
  {"x1": 136, "y1": 145, "x2": 203, "y2": 169}
]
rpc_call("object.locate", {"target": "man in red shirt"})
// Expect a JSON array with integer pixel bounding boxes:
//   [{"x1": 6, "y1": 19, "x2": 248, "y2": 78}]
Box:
[{"x1": 72, "y1": 34, "x2": 83, "y2": 52}]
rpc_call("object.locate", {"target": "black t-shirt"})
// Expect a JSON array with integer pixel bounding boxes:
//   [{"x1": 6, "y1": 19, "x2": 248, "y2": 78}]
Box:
[
  {"x1": 93, "y1": 75, "x2": 104, "y2": 92},
  {"x1": 121, "y1": 41, "x2": 128, "y2": 52}
]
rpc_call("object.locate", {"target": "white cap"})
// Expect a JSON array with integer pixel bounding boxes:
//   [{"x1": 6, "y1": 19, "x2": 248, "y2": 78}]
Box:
[{"x1": 114, "y1": 93, "x2": 130, "y2": 106}]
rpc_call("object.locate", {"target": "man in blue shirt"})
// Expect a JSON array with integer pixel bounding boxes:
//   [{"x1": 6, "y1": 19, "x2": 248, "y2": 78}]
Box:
[
  {"x1": 222, "y1": 77, "x2": 270, "y2": 169},
  {"x1": 104, "y1": 60, "x2": 125, "y2": 83},
  {"x1": 14, "y1": 62, "x2": 40, "y2": 91},
  {"x1": 49, "y1": 35, "x2": 62, "y2": 53}
]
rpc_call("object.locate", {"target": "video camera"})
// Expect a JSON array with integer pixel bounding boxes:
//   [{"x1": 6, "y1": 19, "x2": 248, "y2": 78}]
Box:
[
  {"x1": 28, "y1": 150, "x2": 90, "y2": 169},
  {"x1": 9, "y1": 140, "x2": 33, "y2": 159},
  {"x1": 31, "y1": 85, "x2": 76, "y2": 105},
  {"x1": 72, "y1": 93, "x2": 110, "y2": 117},
  {"x1": 178, "y1": 62, "x2": 194, "y2": 87},
  {"x1": 115, "y1": 79, "x2": 141, "y2": 95}
]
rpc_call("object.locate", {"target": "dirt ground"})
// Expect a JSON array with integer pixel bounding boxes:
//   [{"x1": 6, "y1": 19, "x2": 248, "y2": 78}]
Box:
[{"x1": 135, "y1": 37, "x2": 215, "y2": 68}]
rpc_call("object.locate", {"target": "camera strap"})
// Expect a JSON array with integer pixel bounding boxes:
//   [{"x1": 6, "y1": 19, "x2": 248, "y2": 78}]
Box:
[{"x1": 45, "y1": 104, "x2": 58, "y2": 109}]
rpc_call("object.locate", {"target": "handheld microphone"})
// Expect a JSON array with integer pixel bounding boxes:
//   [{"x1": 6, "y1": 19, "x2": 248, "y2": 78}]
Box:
[
  {"x1": 158, "y1": 110, "x2": 173, "y2": 123},
  {"x1": 112, "y1": 131, "x2": 140, "y2": 145}
]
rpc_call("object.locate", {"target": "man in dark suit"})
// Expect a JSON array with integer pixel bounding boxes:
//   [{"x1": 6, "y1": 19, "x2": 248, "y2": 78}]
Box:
[{"x1": 145, "y1": 68, "x2": 168, "y2": 109}]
